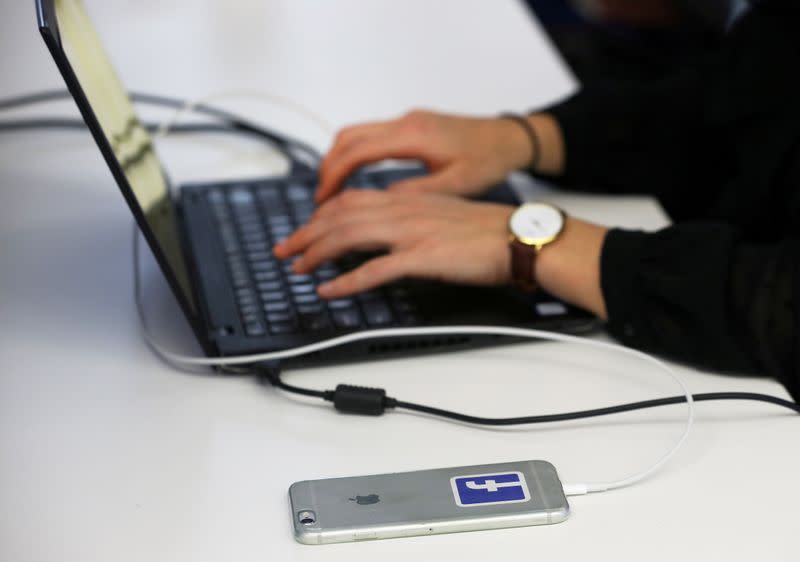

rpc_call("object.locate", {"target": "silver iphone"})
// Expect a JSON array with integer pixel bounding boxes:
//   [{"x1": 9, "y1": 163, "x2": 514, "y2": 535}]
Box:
[{"x1": 289, "y1": 459, "x2": 569, "y2": 544}]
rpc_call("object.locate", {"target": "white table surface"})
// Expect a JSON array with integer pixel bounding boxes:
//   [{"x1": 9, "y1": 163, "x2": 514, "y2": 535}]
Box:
[{"x1": 1, "y1": 1, "x2": 797, "y2": 561}]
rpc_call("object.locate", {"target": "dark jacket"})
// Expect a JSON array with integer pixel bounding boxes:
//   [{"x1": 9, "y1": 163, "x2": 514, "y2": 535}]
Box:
[{"x1": 543, "y1": 0, "x2": 800, "y2": 400}]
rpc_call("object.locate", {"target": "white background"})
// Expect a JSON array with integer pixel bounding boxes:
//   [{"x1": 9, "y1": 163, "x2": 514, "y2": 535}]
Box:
[{"x1": 1, "y1": 1, "x2": 797, "y2": 561}]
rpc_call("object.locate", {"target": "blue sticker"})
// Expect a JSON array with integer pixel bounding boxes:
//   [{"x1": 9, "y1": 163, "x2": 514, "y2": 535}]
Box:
[{"x1": 451, "y1": 471, "x2": 531, "y2": 507}]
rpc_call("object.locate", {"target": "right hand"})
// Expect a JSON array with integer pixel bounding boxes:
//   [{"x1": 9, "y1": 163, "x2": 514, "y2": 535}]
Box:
[{"x1": 315, "y1": 110, "x2": 534, "y2": 203}]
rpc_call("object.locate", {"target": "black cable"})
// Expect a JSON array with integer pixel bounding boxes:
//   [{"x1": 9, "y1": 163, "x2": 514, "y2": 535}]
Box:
[
  {"x1": 0, "y1": 89, "x2": 323, "y2": 166},
  {"x1": 260, "y1": 367, "x2": 329, "y2": 400},
  {"x1": 7, "y1": 91, "x2": 798, "y2": 427},
  {"x1": 394, "y1": 392, "x2": 800, "y2": 425},
  {"x1": 260, "y1": 370, "x2": 800, "y2": 424}
]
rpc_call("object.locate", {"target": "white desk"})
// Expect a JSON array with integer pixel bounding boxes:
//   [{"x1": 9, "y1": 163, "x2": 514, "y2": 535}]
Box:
[{"x1": 1, "y1": 1, "x2": 796, "y2": 561}]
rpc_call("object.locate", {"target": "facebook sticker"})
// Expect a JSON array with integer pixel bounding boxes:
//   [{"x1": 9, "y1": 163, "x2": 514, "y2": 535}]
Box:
[{"x1": 451, "y1": 471, "x2": 531, "y2": 507}]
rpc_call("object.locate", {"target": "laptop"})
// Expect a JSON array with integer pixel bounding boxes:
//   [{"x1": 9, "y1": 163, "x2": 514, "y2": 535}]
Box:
[{"x1": 36, "y1": 0, "x2": 596, "y2": 370}]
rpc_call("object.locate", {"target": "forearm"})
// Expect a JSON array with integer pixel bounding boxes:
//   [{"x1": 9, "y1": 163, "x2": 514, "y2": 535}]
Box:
[{"x1": 534, "y1": 217, "x2": 608, "y2": 319}]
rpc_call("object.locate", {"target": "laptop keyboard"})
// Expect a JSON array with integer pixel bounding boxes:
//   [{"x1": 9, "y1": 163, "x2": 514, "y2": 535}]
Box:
[{"x1": 206, "y1": 180, "x2": 421, "y2": 337}]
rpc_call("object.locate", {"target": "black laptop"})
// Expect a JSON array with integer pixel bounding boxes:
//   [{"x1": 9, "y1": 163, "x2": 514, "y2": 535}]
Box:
[{"x1": 36, "y1": 0, "x2": 595, "y2": 369}]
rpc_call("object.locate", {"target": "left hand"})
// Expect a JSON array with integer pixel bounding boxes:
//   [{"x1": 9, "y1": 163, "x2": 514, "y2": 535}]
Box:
[{"x1": 272, "y1": 189, "x2": 515, "y2": 299}]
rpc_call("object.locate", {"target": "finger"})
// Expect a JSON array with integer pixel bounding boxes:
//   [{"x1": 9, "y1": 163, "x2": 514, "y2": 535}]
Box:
[
  {"x1": 318, "y1": 254, "x2": 413, "y2": 299},
  {"x1": 272, "y1": 222, "x2": 315, "y2": 259},
  {"x1": 293, "y1": 221, "x2": 396, "y2": 274},
  {"x1": 322, "y1": 122, "x2": 388, "y2": 175},
  {"x1": 317, "y1": 135, "x2": 423, "y2": 204},
  {"x1": 274, "y1": 197, "x2": 390, "y2": 259},
  {"x1": 311, "y1": 188, "x2": 393, "y2": 222},
  {"x1": 316, "y1": 122, "x2": 395, "y2": 202}
]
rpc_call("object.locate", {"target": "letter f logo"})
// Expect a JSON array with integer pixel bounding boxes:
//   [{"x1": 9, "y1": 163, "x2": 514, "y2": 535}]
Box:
[
  {"x1": 465, "y1": 479, "x2": 519, "y2": 493},
  {"x1": 452, "y1": 472, "x2": 531, "y2": 506}
]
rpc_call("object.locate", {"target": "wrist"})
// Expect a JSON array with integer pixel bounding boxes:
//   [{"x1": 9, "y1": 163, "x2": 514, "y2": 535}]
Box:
[
  {"x1": 524, "y1": 113, "x2": 565, "y2": 175},
  {"x1": 534, "y1": 217, "x2": 608, "y2": 319},
  {"x1": 492, "y1": 116, "x2": 538, "y2": 172}
]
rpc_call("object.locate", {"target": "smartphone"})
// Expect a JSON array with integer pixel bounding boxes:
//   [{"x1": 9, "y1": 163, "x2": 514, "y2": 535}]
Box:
[{"x1": 289, "y1": 459, "x2": 569, "y2": 544}]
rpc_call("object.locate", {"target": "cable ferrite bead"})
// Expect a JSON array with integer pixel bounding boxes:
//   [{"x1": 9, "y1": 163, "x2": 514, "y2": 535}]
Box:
[{"x1": 330, "y1": 384, "x2": 395, "y2": 416}]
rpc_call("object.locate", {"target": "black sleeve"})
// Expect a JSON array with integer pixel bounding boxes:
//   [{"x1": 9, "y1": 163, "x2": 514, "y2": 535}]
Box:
[
  {"x1": 546, "y1": 72, "x2": 707, "y2": 204},
  {"x1": 540, "y1": 66, "x2": 720, "y2": 223},
  {"x1": 539, "y1": 0, "x2": 800, "y2": 220},
  {"x1": 602, "y1": 225, "x2": 799, "y2": 402}
]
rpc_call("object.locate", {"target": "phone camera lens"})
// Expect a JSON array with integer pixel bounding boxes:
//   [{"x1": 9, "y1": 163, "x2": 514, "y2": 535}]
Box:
[{"x1": 298, "y1": 511, "x2": 316, "y2": 525}]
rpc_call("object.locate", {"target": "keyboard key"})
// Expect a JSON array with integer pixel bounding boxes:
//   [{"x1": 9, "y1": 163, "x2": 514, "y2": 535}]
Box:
[
  {"x1": 362, "y1": 300, "x2": 393, "y2": 326},
  {"x1": 236, "y1": 287, "x2": 255, "y2": 299},
  {"x1": 286, "y1": 274, "x2": 313, "y2": 285},
  {"x1": 245, "y1": 321, "x2": 266, "y2": 336},
  {"x1": 296, "y1": 302, "x2": 325, "y2": 314},
  {"x1": 229, "y1": 263, "x2": 247, "y2": 279},
  {"x1": 357, "y1": 290, "x2": 383, "y2": 301},
  {"x1": 328, "y1": 298, "x2": 355, "y2": 309},
  {"x1": 388, "y1": 286, "x2": 410, "y2": 299},
  {"x1": 332, "y1": 307, "x2": 361, "y2": 329},
  {"x1": 251, "y1": 260, "x2": 276, "y2": 272},
  {"x1": 264, "y1": 301, "x2": 290, "y2": 313},
  {"x1": 260, "y1": 291, "x2": 287, "y2": 302},
  {"x1": 266, "y1": 311, "x2": 296, "y2": 324},
  {"x1": 207, "y1": 190, "x2": 225, "y2": 204},
  {"x1": 396, "y1": 311, "x2": 422, "y2": 325},
  {"x1": 247, "y1": 251, "x2": 272, "y2": 262},
  {"x1": 253, "y1": 270, "x2": 279, "y2": 282},
  {"x1": 242, "y1": 232, "x2": 267, "y2": 244},
  {"x1": 256, "y1": 280, "x2": 283, "y2": 292},
  {"x1": 223, "y1": 240, "x2": 241, "y2": 254},
  {"x1": 290, "y1": 284, "x2": 315, "y2": 295},
  {"x1": 240, "y1": 303, "x2": 258, "y2": 316},
  {"x1": 256, "y1": 185, "x2": 282, "y2": 201},
  {"x1": 266, "y1": 215, "x2": 291, "y2": 227},
  {"x1": 269, "y1": 225, "x2": 293, "y2": 238},
  {"x1": 231, "y1": 272, "x2": 249, "y2": 288},
  {"x1": 315, "y1": 266, "x2": 340, "y2": 280},
  {"x1": 287, "y1": 183, "x2": 312, "y2": 201},
  {"x1": 294, "y1": 293, "x2": 320, "y2": 304},
  {"x1": 235, "y1": 215, "x2": 260, "y2": 227},
  {"x1": 265, "y1": 204, "x2": 290, "y2": 217},
  {"x1": 229, "y1": 188, "x2": 254, "y2": 206},
  {"x1": 269, "y1": 321, "x2": 297, "y2": 335},
  {"x1": 392, "y1": 299, "x2": 417, "y2": 313},
  {"x1": 300, "y1": 311, "x2": 331, "y2": 331},
  {"x1": 244, "y1": 241, "x2": 269, "y2": 253}
]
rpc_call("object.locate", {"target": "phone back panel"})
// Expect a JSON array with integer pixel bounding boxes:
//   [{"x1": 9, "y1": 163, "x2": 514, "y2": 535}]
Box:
[{"x1": 289, "y1": 459, "x2": 569, "y2": 544}]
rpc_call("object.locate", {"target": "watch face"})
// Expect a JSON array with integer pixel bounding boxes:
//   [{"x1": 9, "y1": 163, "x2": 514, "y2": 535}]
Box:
[{"x1": 509, "y1": 203, "x2": 564, "y2": 245}]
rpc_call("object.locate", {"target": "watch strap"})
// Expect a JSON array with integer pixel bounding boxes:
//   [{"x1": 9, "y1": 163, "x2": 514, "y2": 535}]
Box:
[{"x1": 510, "y1": 239, "x2": 538, "y2": 291}]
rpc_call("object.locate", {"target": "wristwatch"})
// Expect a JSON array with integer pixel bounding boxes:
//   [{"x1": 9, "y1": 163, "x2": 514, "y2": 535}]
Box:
[{"x1": 508, "y1": 202, "x2": 566, "y2": 290}]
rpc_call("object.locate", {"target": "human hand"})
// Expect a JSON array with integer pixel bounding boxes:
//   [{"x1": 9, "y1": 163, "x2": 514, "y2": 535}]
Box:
[
  {"x1": 315, "y1": 110, "x2": 534, "y2": 203},
  {"x1": 273, "y1": 189, "x2": 515, "y2": 299}
]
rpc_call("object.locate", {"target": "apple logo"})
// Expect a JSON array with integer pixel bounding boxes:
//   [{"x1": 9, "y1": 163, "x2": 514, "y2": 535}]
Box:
[{"x1": 349, "y1": 494, "x2": 380, "y2": 505}]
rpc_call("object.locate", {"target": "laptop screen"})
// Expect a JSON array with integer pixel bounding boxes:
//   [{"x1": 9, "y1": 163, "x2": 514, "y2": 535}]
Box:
[{"x1": 50, "y1": 0, "x2": 196, "y2": 313}]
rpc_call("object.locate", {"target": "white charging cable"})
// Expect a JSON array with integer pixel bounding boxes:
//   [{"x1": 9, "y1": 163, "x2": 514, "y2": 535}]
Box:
[
  {"x1": 139, "y1": 91, "x2": 694, "y2": 496},
  {"x1": 134, "y1": 225, "x2": 693, "y2": 495}
]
